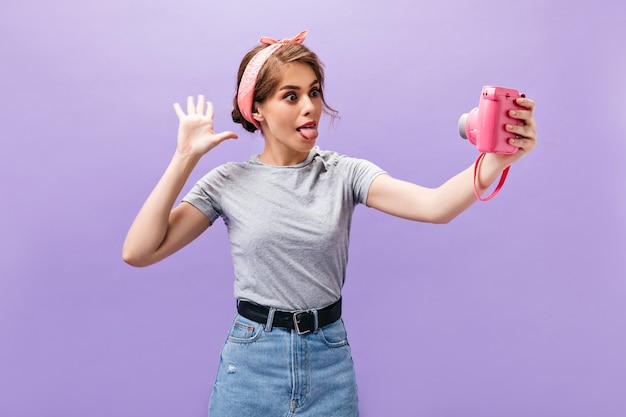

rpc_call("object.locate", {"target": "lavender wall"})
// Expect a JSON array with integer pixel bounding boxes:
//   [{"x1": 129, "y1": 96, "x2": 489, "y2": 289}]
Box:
[{"x1": 1, "y1": 0, "x2": 624, "y2": 416}]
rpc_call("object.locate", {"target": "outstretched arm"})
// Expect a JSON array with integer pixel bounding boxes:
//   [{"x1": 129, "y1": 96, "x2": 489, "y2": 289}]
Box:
[
  {"x1": 366, "y1": 97, "x2": 537, "y2": 224},
  {"x1": 122, "y1": 96, "x2": 237, "y2": 267}
]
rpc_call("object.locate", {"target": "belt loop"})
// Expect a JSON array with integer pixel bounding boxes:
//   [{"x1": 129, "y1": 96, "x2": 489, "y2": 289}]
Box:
[
  {"x1": 265, "y1": 307, "x2": 276, "y2": 332},
  {"x1": 312, "y1": 309, "x2": 319, "y2": 333}
]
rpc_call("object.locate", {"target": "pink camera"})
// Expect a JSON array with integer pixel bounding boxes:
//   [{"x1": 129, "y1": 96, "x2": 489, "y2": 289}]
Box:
[{"x1": 458, "y1": 86, "x2": 524, "y2": 154}]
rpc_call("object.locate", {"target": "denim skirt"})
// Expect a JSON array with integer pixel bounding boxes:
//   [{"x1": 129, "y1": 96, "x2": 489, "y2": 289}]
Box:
[{"x1": 208, "y1": 314, "x2": 359, "y2": 417}]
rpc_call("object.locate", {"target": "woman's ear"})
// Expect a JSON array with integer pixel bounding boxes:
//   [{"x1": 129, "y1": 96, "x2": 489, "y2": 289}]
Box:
[
  {"x1": 252, "y1": 112, "x2": 263, "y2": 123},
  {"x1": 252, "y1": 105, "x2": 264, "y2": 123}
]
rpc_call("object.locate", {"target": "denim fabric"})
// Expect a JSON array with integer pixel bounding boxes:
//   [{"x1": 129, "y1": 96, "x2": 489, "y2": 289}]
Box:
[{"x1": 208, "y1": 314, "x2": 359, "y2": 416}]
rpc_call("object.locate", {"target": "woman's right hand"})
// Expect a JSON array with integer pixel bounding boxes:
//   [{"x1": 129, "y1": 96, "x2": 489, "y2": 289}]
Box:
[{"x1": 173, "y1": 95, "x2": 238, "y2": 157}]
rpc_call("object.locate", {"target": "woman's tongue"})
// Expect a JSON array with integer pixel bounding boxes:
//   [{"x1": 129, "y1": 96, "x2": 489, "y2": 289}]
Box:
[{"x1": 297, "y1": 126, "x2": 318, "y2": 140}]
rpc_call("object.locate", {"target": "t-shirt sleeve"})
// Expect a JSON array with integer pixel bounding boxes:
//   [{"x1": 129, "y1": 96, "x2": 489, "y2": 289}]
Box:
[
  {"x1": 181, "y1": 166, "x2": 228, "y2": 224},
  {"x1": 343, "y1": 156, "x2": 387, "y2": 205}
]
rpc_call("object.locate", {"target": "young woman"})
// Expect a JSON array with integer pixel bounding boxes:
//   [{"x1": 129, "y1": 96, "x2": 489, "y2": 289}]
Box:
[{"x1": 123, "y1": 30, "x2": 537, "y2": 416}]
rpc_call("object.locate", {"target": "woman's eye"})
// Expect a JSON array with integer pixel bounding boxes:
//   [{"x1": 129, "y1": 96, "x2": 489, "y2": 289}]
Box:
[
  {"x1": 310, "y1": 88, "x2": 320, "y2": 97},
  {"x1": 284, "y1": 92, "x2": 297, "y2": 102}
]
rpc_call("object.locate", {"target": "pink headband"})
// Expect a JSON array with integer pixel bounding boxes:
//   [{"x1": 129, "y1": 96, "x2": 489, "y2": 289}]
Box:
[{"x1": 237, "y1": 30, "x2": 309, "y2": 130}]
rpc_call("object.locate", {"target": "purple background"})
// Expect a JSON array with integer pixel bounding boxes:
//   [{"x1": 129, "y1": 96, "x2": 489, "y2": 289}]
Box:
[{"x1": 1, "y1": 0, "x2": 625, "y2": 416}]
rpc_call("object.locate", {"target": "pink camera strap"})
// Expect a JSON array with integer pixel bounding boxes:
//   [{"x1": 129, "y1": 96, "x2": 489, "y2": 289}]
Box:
[{"x1": 473, "y1": 152, "x2": 510, "y2": 201}]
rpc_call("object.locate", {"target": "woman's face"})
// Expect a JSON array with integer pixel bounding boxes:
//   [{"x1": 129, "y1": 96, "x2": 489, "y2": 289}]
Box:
[{"x1": 254, "y1": 62, "x2": 323, "y2": 165}]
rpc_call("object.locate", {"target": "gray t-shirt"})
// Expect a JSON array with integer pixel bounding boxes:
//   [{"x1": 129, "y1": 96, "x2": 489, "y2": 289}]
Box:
[{"x1": 182, "y1": 147, "x2": 386, "y2": 311}]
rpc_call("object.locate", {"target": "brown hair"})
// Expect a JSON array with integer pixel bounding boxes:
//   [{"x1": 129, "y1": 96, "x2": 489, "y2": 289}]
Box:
[{"x1": 232, "y1": 42, "x2": 338, "y2": 133}]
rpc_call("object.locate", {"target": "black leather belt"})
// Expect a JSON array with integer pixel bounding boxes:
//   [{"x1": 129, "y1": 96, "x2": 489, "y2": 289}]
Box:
[{"x1": 237, "y1": 297, "x2": 342, "y2": 334}]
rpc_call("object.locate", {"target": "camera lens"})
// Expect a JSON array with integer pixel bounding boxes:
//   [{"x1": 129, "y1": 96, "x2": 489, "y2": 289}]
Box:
[{"x1": 458, "y1": 113, "x2": 469, "y2": 139}]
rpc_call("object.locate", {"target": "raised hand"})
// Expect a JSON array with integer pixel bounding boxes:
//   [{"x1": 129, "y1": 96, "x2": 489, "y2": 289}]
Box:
[{"x1": 173, "y1": 95, "x2": 238, "y2": 157}]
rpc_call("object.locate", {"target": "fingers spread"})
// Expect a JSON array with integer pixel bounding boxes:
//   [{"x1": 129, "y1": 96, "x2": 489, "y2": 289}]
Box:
[
  {"x1": 187, "y1": 96, "x2": 195, "y2": 115},
  {"x1": 175, "y1": 95, "x2": 218, "y2": 125},
  {"x1": 196, "y1": 95, "x2": 205, "y2": 115},
  {"x1": 205, "y1": 101, "x2": 214, "y2": 119},
  {"x1": 215, "y1": 131, "x2": 238, "y2": 142},
  {"x1": 173, "y1": 102, "x2": 184, "y2": 118}
]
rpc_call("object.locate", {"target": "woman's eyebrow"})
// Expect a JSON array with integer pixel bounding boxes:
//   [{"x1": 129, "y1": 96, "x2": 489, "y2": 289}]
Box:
[{"x1": 278, "y1": 80, "x2": 320, "y2": 91}]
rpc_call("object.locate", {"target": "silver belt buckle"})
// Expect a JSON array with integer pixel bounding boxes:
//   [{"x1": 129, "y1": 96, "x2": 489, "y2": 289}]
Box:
[{"x1": 292, "y1": 311, "x2": 311, "y2": 335}]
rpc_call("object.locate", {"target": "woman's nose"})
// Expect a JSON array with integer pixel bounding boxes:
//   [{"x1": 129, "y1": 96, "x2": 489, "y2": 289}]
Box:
[{"x1": 300, "y1": 95, "x2": 315, "y2": 115}]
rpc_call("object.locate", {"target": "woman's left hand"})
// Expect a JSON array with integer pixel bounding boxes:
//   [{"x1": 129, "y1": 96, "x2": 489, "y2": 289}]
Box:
[{"x1": 493, "y1": 96, "x2": 537, "y2": 166}]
